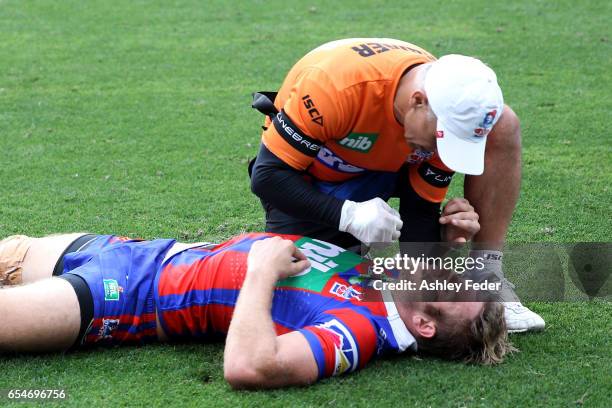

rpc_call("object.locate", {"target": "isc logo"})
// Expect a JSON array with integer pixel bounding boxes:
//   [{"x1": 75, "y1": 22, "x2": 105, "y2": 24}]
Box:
[
  {"x1": 302, "y1": 95, "x2": 324, "y2": 126},
  {"x1": 338, "y1": 133, "x2": 378, "y2": 152}
]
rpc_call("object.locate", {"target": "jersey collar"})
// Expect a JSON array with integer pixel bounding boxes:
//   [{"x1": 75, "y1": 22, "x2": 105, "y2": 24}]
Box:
[{"x1": 382, "y1": 289, "x2": 418, "y2": 352}]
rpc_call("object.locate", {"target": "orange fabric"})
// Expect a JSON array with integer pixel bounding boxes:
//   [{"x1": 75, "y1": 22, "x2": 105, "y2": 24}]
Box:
[
  {"x1": 408, "y1": 154, "x2": 454, "y2": 203},
  {"x1": 261, "y1": 38, "x2": 435, "y2": 174}
]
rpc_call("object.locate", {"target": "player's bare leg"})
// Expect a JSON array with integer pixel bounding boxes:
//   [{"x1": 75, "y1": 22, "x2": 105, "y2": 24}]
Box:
[
  {"x1": 464, "y1": 105, "x2": 545, "y2": 332},
  {"x1": 21, "y1": 233, "x2": 89, "y2": 283},
  {"x1": 0, "y1": 278, "x2": 81, "y2": 352},
  {"x1": 0, "y1": 233, "x2": 87, "y2": 286}
]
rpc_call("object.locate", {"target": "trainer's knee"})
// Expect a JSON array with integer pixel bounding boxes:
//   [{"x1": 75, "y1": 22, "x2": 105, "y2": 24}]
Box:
[{"x1": 0, "y1": 235, "x2": 33, "y2": 286}]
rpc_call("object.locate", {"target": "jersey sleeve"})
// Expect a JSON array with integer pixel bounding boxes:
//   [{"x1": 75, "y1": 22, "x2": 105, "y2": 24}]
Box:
[
  {"x1": 297, "y1": 308, "x2": 378, "y2": 379},
  {"x1": 262, "y1": 68, "x2": 352, "y2": 171},
  {"x1": 408, "y1": 153, "x2": 455, "y2": 203}
]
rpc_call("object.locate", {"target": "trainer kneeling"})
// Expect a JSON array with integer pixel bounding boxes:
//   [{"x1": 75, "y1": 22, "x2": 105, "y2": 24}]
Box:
[{"x1": 249, "y1": 38, "x2": 544, "y2": 333}]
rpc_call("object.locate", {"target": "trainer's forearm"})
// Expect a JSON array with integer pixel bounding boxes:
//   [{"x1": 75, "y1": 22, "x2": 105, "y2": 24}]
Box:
[
  {"x1": 250, "y1": 144, "x2": 343, "y2": 227},
  {"x1": 224, "y1": 267, "x2": 279, "y2": 384},
  {"x1": 465, "y1": 105, "x2": 521, "y2": 250}
]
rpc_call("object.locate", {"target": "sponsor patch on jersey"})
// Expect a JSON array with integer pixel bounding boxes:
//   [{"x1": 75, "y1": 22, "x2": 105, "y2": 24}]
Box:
[
  {"x1": 317, "y1": 319, "x2": 359, "y2": 375},
  {"x1": 329, "y1": 282, "x2": 363, "y2": 301},
  {"x1": 337, "y1": 133, "x2": 378, "y2": 153},
  {"x1": 103, "y1": 279, "x2": 122, "y2": 301},
  {"x1": 406, "y1": 148, "x2": 434, "y2": 165},
  {"x1": 302, "y1": 94, "x2": 324, "y2": 126},
  {"x1": 316, "y1": 147, "x2": 366, "y2": 174},
  {"x1": 98, "y1": 318, "x2": 120, "y2": 340},
  {"x1": 277, "y1": 237, "x2": 365, "y2": 292},
  {"x1": 272, "y1": 109, "x2": 322, "y2": 157}
]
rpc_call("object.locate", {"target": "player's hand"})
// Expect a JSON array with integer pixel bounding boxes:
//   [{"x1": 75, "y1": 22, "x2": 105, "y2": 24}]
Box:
[
  {"x1": 339, "y1": 198, "x2": 403, "y2": 245},
  {"x1": 439, "y1": 197, "x2": 480, "y2": 243},
  {"x1": 247, "y1": 237, "x2": 311, "y2": 280}
]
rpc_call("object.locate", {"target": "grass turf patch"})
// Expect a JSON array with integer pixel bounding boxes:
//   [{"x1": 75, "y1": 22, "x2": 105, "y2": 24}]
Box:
[{"x1": 0, "y1": 0, "x2": 610, "y2": 406}]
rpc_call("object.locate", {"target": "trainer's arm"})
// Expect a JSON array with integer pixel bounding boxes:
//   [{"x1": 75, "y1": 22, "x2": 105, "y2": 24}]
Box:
[
  {"x1": 464, "y1": 104, "x2": 521, "y2": 247},
  {"x1": 224, "y1": 237, "x2": 318, "y2": 389},
  {"x1": 250, "y1": 144, "x2": 343, "y2": 227}
]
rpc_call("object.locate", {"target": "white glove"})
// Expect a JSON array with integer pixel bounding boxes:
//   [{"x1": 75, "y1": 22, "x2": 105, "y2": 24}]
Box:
[{"x1": 339, "y1": 198, "x2": 403, "y2": 244}]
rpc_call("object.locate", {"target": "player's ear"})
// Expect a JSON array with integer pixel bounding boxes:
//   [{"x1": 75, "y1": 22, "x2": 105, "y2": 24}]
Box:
[{"x1": 411, "y1": 313, "x2": 436, "y2": 339}]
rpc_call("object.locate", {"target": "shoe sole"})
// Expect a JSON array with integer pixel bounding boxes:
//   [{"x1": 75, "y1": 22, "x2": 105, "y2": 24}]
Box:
[
  {"x1": 508, "y1": 328, "x2": 529, "y2": 334},
  {"x1": 508, "y1": 326, "x2": 545, "y2": 334}
]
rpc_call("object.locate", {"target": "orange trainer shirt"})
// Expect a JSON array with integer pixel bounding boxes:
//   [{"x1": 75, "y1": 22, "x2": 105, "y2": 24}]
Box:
[{"x1": 261, "y1": 38, "x2": 454, "y2": 203}]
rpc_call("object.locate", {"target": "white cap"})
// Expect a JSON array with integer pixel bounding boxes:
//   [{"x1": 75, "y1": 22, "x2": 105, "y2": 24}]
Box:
[{"x1": 424, "y1": 54, "x2": 504, "y2": 175}]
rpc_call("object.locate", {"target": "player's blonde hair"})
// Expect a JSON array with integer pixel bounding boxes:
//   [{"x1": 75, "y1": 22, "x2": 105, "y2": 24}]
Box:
[
  {"x1": 418, "y1": 301, "x2": 516, "y2": 364},
  {"x1": 398, "y1": 266, "x2": 516, "y2": 364}
]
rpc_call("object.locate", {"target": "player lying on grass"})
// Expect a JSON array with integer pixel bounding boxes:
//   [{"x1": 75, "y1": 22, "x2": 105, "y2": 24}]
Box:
[{"x1": 0, "y1": 228, "x2": 513, "y2": 389}]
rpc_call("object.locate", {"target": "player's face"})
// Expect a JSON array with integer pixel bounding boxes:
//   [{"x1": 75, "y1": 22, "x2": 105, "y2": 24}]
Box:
[{"x1": 402, "y1": 106, "x2": 438, "y2": 152}]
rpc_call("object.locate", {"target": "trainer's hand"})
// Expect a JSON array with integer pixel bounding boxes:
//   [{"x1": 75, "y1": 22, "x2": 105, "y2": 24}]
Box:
[
  {"x1": 247, "y1": 237, "x2": 311, "y2": 280},
  {"x1": 339, "y1": 198, "x2": 403, "y2": 245},
  {"x1": 439, "y1": 198, "x2": 480, "y2": 243}
]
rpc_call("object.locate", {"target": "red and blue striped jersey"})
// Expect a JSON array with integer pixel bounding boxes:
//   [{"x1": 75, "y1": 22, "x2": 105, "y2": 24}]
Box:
[{"x1": 155, "y1": 232, "x2": 416, "y2": 378}]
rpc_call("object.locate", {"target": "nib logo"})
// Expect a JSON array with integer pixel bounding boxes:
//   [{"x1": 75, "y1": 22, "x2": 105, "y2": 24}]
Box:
[{"x1": 337, "y1": 133, "x2": 378, "y2": 152}]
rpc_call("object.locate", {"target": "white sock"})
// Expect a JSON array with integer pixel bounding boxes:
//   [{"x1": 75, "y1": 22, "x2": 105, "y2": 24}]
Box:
[
  {"x1": 468, "y1": 249, "x2": 521, "y2": 302},
  {"x1": 469, "y1": 249, "x2": 504, "y2": 277}
]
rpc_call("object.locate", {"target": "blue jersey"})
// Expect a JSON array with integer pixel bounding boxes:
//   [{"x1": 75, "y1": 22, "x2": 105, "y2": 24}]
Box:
[
  {"x1": 157, "y1": 233, "x2": 417, "y2": 378},
  {"x1": 62, "y1": 233, "x2": 417, "y2": 379}
]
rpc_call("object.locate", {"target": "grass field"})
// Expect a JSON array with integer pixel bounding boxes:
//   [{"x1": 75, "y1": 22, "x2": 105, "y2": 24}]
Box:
[{"x1": 1, "y1": 0, "x2": 611, "y2": 406}]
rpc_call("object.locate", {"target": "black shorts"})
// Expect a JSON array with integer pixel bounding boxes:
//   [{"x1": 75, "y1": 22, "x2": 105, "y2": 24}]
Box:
[{"x1": 54, "y1": 234, "x2": 99, "y2": 350}]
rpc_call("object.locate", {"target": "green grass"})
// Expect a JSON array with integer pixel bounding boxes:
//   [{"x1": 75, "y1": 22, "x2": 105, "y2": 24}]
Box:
[{"x1": 0, "y1": 0, "x2": 610, "y2": 407}]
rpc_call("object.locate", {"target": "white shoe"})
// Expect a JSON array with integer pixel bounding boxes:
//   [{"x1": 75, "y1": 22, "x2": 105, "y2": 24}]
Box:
[{"x1": 504, "y1": 302, "x2": 546, "y2": 333}]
